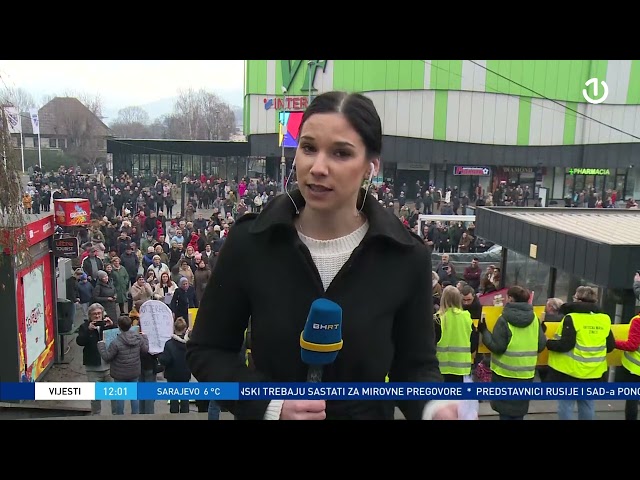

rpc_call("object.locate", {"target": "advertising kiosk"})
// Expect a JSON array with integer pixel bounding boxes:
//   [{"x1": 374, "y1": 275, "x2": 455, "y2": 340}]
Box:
[{"x1": 0, "y1": 214, "x2": 57, "y2": 383}]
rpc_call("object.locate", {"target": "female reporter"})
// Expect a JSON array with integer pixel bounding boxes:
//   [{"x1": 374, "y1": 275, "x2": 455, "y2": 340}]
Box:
[{"x1": 187, "y1": 91, "x2": 458, "y2": 420}]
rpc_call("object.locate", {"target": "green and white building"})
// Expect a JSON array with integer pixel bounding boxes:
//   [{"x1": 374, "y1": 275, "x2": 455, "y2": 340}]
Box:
[{"x1": 244, "y1": 60, "x2": 640, "y2": 202}]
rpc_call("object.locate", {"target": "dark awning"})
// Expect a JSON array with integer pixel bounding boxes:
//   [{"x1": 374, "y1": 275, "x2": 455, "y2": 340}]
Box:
[
  {"x1": 107, "y1": 138, "x2": 251, "y2": 156},
  {"x1": 474, "y1": 207, "x2": 640, "y2": 289}
]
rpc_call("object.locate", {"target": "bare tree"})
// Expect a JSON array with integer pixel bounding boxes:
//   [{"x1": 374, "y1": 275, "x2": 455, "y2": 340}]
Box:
[
  {"x1": 116, "y1": 106, "x2": 149, "y2": 125},
  {"x1": 174, "y1": 88, "x2": 203, "y2": 140},
  {"x1": 0, "y1": 107, "x2": 32, "y2": 264},
  {"x1": 201, "y1": 91, "x2": 223, "y2": 140},
  {"x1": 109, "y1": 106, "x2": 151, "y2": 138},
  {"x1": 78, "y1": 92, "x2": 104, "y2": 118},
  {"x1": 0, "y1": 87, "x2": 35, "y2": 113},
  {"x1": 171, "y1": 88, "x2": 236, "y2": 140}
]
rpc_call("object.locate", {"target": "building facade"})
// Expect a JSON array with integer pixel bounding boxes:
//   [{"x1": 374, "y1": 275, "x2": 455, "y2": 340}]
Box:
[
  {"x1": 10, "y1": 97, "x2": 111, "y2": 171},
  {"x1": 244, "y1": 60, "x2": 640, "y2": 202}
]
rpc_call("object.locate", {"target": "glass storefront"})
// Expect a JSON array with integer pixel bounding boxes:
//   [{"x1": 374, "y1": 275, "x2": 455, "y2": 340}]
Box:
[
  {"x1": 113, "y1": 153, "x2": 262, "y2": 183},
  {"x1": 505, "y1": 249, "x2": 550, "y2": 306},
  {"x1": 563, "y1": 168, "x2": 629, "y2": 201},
  {"x1": 431, "y1": 167, "x2": 490, "y2": 200}
]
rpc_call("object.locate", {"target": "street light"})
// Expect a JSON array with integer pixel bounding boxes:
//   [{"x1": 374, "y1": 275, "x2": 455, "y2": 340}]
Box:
[
  {"x1": 280, "y1": 85, "x2": 287, "y2": 194},
  {"x1": 307, "y1": 61, "x2": 317, "y2": 109}
]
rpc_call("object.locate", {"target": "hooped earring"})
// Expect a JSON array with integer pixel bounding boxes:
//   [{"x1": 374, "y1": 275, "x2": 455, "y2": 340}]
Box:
[
  {"x1": 358, "y1": 161, "x2": 377, "y2": 215},
  {"x1": 286, "y1": 157, "x2": 300, "y2": 214}
]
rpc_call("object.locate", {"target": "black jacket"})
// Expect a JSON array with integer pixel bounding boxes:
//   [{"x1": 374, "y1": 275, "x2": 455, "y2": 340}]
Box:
[
  {"x1": 76, "y1": 320, "x2": 118, "y2": 367},
  {"x1": 187, "y1": 188, "x2": 442, "y2": 420},
  {"x1": 170, "y1": 285, "x2": 198, "y2": 323},
  {"x1": 159, "y1": 334, "x2": 191, "y2": 382}
]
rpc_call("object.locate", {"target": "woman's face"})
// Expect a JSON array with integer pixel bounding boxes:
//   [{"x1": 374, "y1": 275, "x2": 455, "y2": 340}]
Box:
[
  {"x1": 161, "y1": 273, "x2": 169, "y2": 284},
  {"x1": 295, "y1": 112, "x2": 377, "y2": 214},
  {"x1": 186, "y1": 246, "x2": 194, "y2": 255},
  {"x1": 105, "y1": 265, "x2": 112, "y2": 273}
]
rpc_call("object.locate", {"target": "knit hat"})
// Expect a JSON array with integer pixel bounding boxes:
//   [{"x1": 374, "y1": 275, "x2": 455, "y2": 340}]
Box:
[
  {"x1": 97, "y1": 270, "x2": 108, "y2": 279},
  {"x1": 179, "y1": 277, "x2": 189, "y2": 286}
]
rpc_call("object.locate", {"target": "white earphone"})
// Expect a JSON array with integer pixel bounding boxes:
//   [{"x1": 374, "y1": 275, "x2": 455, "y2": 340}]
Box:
[{"x1": 368, "y1": 162, "x2": 375, "y2": 184}]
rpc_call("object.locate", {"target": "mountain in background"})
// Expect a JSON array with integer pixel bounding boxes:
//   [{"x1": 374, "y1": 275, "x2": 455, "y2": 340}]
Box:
[{"x1": 103, "y1": 87, "x2": 244, "y2": 127}]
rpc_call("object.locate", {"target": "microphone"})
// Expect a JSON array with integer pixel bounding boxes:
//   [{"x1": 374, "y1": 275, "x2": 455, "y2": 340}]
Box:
[{"x1": 300, "y1": 298, "x2": 343, "y2": 383}]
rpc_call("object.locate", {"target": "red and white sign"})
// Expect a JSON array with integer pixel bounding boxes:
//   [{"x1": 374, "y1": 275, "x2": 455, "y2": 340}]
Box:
[
  {"x1": 26, "y1": 215, "x2": 55, "y2": 246},
  {"x1": 54, "y1": 198, "x2": 91, "y2": 226},
  {"x1": 454, "y1": 166, "x2": 491, "y2": 176},
  {"x1": 0, "y1": 215, "x2": 55, "y2": 253}
]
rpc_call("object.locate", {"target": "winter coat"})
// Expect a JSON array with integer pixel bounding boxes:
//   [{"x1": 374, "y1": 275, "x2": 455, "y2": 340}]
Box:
[{"x1": 97, "y1": 329, "x2": 149, "y2": 381}]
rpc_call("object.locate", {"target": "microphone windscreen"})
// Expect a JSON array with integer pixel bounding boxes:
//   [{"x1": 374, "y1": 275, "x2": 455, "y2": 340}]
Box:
[{"x1": 300, "y1": 298, "x2": 343, "y2": 366}]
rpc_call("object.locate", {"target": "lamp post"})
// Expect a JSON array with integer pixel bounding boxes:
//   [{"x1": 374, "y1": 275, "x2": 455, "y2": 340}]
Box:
[
  {"x1": 280, "y1": 85, "x2": 287, "y2": 194},
  {"x1": 307, "y1": 61, "x2": 317, "y2": 109}
]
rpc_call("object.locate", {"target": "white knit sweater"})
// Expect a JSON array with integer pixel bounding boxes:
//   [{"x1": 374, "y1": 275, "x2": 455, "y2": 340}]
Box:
[{"x1": 298, "y1": 220, "x2": 369, "y2": 291}]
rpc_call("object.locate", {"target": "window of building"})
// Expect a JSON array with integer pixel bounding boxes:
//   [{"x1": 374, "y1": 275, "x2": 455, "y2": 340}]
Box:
[
  {"x1": 563, "y1": 167, "x2": 628, "y2": 201},
  {"x1": 49, "y1": 138, "x2": 57, "y2": 148}
]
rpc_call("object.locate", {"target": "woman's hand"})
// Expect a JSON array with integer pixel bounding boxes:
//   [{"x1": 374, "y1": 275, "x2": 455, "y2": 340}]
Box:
[
  {"x1": 431, "y1": 402, "x2": 460, "y2": 420},
  {"x1": 280, "y1": 400, "x2": 326, "y2": 420}
]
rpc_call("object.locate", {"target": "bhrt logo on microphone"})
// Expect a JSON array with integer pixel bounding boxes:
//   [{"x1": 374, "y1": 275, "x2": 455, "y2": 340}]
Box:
[{"x1": 313, "y1": 323, "x2": 340, "y2": 330}]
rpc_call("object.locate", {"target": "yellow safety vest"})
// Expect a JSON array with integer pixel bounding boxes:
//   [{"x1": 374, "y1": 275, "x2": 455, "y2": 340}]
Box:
[
  {"x1": 548, "y1": 311, "x2": 611, "y2": 379},
  {"x1": 621, "y1": 317, "x2": 640, "y2": 376},
  {"x1": 490, "y1": 316, "x2": 539, "y2": 379},
  {"x1": 436, "y1": 308, "x2": 473, "y2": 375}
]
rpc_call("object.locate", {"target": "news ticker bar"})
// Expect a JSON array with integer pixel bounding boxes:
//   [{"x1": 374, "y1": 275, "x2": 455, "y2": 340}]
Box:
[{"x1": 3, "y1": 382, "x2": 640, "y2": 401}]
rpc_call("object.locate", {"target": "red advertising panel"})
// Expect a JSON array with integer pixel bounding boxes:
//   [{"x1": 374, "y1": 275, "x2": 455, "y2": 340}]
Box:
[
  {"x1": 54, "y1": 198, "x2": 91, "y2": 226},
  {"x1": 16, "y1": 254, "x2": 55, "y2": 382},
  {"x1": 0, "y1": 215, "x2": 54, "y2": 253}
]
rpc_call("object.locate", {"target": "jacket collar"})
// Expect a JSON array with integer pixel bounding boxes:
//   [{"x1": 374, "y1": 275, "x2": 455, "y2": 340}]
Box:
[
  {"x1": 249, "y1": 189, "x2": 416, "y2": 248},
  {"x1": 559, "y1": 301, "x2": 604, "y2": 315}
]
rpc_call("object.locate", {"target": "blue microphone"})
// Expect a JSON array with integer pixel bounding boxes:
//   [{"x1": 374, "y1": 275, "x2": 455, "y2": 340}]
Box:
[{"x1": 300, "y1": 298, "x2": 343, "y2": 382}]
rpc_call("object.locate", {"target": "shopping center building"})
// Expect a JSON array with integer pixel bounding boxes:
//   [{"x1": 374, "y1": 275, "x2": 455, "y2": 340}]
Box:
[{"x1": 244, "y1": 60, "x2": 640, "y2": 202}]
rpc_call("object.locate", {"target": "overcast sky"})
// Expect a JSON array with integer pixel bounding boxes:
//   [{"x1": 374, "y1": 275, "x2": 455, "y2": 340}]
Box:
[{"x1": 0, "y1": 60, "x2": 245, "y2": 111}]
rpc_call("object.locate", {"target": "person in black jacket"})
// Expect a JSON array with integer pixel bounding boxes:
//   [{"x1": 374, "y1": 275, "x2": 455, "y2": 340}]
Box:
[
  {"x1": 159, "y1": 317, "x2": 192, "y2": 414},
  {"x1": 187, "y1": 91, "x2": 460, "y2": 421},
  {"x1": 75, "y1": 303, "x2": 118, "y2": 415},
  {"x1": 170, "y1": 277, "x2": 198, "y2": 325}
]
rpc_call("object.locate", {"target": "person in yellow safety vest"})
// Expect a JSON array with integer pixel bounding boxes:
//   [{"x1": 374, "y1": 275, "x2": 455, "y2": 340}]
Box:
[
  {"x1": 614, "y1": 310, "x2": 640, "y2": 420},
  {"x1": 478, "y1": 285, "x2": 547, "y2": 420},
  {"x1": 546, "y1": 285, "x2": 615, "y2": 420},
  {"x1": 435, "y1": 285, "x2": 478, "y2": 382}
]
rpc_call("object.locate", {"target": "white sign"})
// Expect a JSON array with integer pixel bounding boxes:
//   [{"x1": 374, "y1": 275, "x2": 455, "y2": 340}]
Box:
[
  {"x1": 24, "y1": 264, "x2": 46, "y2": 369},
  {"x1": 29, "y1": 108, "x2": 40, "y2": 135},
  {"x1": 5, "y1": 106, "x2": 21, "y2": 134},
  {"x1": 139, "y1": 300, "x2": 174, "y2": 355}
]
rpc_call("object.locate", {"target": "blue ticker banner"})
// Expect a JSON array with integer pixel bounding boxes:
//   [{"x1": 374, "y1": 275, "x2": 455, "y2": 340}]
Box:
[{"x1": 2, "y1": 382, "x2": 640, "y2": 401}]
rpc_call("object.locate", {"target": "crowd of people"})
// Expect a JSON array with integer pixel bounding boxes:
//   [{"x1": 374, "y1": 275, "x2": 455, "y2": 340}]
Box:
[{"x1": 28, "y1": 89, "x2": 640, "y2": 421}]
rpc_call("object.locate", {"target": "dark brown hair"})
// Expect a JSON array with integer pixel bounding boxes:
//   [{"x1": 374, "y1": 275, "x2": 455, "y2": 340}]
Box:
[{"x1": 507, "y1": 285, "x2": 530, "y2": 303}]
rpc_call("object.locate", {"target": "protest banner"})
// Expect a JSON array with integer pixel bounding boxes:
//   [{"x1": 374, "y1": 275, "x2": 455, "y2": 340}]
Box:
[{"x1": 139, "y1": 300, "x2": 174, "y2": 354}]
